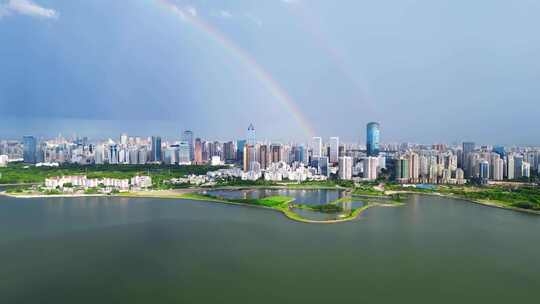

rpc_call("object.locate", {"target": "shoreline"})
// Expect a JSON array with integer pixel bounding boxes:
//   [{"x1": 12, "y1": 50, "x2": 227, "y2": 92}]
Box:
[
  {"x1": 386, "y1": 190, "x2": 540, "y2": 216},
  {"x1": 0, "y1": 189, "x2": 378, "y2": 224},
  {"x1": 3, "y1": 186, "x2": 539, "y2": 219}
]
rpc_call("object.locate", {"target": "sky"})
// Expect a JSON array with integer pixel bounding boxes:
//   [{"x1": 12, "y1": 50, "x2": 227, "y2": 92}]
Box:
[{"x1": 1, "y1": 0, "x2": 539, "y2": 145}]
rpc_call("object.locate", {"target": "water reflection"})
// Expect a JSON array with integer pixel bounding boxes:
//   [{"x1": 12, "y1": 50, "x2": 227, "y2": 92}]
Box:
[{"x1": 204, "y1": 189, "x2": 346, "y2": 206}]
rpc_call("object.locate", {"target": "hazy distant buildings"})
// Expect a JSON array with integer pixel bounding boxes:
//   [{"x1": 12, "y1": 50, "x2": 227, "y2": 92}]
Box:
[{"x1": 311, "y1": 137, "x2": 322, "y2": 159}]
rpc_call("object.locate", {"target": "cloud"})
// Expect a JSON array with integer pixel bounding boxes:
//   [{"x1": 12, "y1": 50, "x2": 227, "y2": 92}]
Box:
[
  {"x1": 281, "y1": 0, "x2": 300, "y2": 4},
  {"x1": 0, "y1": 0, "x2": 58, "y2": 19}
]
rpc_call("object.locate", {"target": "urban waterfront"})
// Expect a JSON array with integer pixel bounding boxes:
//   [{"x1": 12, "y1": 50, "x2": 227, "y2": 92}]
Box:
[{"x1": 1, "y1": 194, "x2": 539, "y2": 303}]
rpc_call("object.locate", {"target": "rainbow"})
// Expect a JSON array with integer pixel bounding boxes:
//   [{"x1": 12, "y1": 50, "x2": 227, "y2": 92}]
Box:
[{"x1": 156, "y1": 0, "x2": 316, "y2": 138}]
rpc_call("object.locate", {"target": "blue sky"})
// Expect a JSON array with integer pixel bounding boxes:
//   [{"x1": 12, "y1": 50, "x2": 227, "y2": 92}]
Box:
[{"x1": 1, "y1": 0, "x2": 539, "y2": 144}]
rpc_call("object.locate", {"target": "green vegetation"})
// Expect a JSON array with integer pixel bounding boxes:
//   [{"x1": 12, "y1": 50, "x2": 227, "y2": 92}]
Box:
[
  {"x1": 45, "y1": 189, "x2": 62, "y2": 195},
  {"x1": 442, "y1": 186, "x2": 540, "y2": 210},
  {"x1": 311, "y1": 204, "x2": 343, "y2": 213},
  {"x1": 204, "y1": 193, "x2": 294, "y2": 208},
  {"x1": 5, "y1": 187, "x2": 24, "y2": 194},
  {"x1": 0, "y1": 163, "x2": 225, "y2": 188},
  {"x1": 385, "y1": 184, "x2": 540, "y2": 212},
  {"x1": 216, "y1": 178, "x2": 277, "y2": 187},
  {"x1": 84, "y1": 187, "x2": 100, "y2": 194},
  {"x1": 286, "y1": 179, "x2": 354, "y2": 188},
  {"x1": 352, "y1": 183, "x2": 385, "y2": 196}
]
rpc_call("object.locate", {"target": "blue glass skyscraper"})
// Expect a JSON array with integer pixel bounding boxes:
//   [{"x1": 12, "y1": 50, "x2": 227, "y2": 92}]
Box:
[
  {"x1": 181, "y1": 130, "x2": 194, "y2": 161},
  {"x1": 151, "y1": 136, "x2": 162, "y2": 162},
  {"x1": 236, "y1": 140, "x2": 246, "y2": 164},
  {"x1": 366, "y1": 122, "x2": 380, "y2": 157},
  {"x1": 493, "y1": 146, "x2": 506, "y2": 158},
  {"x1": 23, "y1": 136, "x2": 37, "y2": 164}
]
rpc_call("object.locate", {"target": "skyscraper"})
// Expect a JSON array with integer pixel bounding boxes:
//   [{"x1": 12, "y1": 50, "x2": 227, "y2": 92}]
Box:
[
  {"x1": 259, "y1": 144, "x2": 269, "y2": 169},
  {"x1": 194, "y1": 138, "x2": 203, "y2": 164},
  {"x1": 151, "y1": 136, "x2": 162, "y2": 162},
  {"x1": 366, "y1": 122, "x2": 380, "y2": 157},
  {"x1": 479, "y1": 160, "x2": 490, "y2": 184},
  {"x1": 120, "y1": 133, "x2": 128, "y2": 146},
  {"x1": 311, "y1": 137, "x2": 322, "y2": 159},
  {"x1": 364, "y1": 157, "x2": 379, "y2": 181},
  {"x1": 245, "y1": 124, "x2": 258, "y2": 171},
  {"x1": 182, "y1": 130, "x2": 194, "y2": 161},
  {"x1": 178, "y1": 141, "x2": 191, "y2": 164},
  {"x1": 223, "y1": 141, "x2": 236, "y2": 162},
  {"x1": 462, "y1": 142, "x2": 475, "y2": 177},
  {"x1": 236, "y1": 140, "x2": 246, "y2": 164},
  {"x1": 395, "y1": 157, "x2": 409, "y2": 183},
  {"x1": 318, "y1": 157, "x2": 329, "y2": 177},
  {"x1": 271, "y1": 144, "x2": 281, "y2": 164},
  {"x1": 329, "y1": 137, "x2": 339, "y2": 163},
  {"x1": 23, "y1": 136, "x2": 37, "y2": 164},
  {"x1": 338, "y1": 156, "x2": 353, "y2": 180},
  {"x1": 293, "y1": 145, "x2": 305, "y2": 164}
]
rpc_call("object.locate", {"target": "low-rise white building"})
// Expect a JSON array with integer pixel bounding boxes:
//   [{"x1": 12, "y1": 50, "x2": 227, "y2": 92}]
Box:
[
  {"x1": 0, "y1": 155, "x2": 8, "y2": 167},
  {"x1": 44, "y1": 175, "x2": 150, "y2": 191}
]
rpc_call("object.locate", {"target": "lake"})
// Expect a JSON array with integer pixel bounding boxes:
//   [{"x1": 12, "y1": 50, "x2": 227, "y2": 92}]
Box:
[
  {"x1": 203, "y1": 188, "x2": 366, "y2": 220},
  {"x1": 0, "y1": 192, "x2": 539, "y2": 303}
]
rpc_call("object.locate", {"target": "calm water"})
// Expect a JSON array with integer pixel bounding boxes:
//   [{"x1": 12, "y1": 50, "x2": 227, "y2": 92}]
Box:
[
  {"x1": 1, "y1": 193, "x2": 539, "y2": 303},
  {"x1": 204, "y1": 188, "x2": 346, "y2": 205},
  {"x1": 204, "y1": 189, "x2": 366, "y2": 220}
]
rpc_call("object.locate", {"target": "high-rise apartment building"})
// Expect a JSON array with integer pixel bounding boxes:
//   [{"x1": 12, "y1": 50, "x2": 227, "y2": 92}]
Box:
[
  {"x1": 311, "y1": 137, "x2": 322, "y2": 159},
  {"x1": 329, "y1": 137, "x2": 339, "y2": 163},
  {"x1": 338, "y1": 156, "x2": 353, "y2": 180},
  {"x1": 194, "y1": 138, "x2": 203, "y2": 164},
  {"x1": 364, "y1": 156, "x2": 379, "y2": 181}
]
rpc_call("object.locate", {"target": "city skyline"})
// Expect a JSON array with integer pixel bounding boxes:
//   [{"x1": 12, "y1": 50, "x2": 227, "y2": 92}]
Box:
[{"x1": 2, "y1": 0, "x2": 540, "y2": 144}]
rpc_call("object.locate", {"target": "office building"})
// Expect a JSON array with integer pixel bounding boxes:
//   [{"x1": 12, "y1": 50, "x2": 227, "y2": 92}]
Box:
[
  {"x1": 23, "y1": 136, "x2": 37, "y2": 164},
  {"x1": 151, "y1": 136, "x2": 162, "y2": 162},
  {"x1": 462, "y1": 142, "x2": 475, "y2": 177},
  {"x1": 366, "y1": 122, "x2": 380, "y2": 157},
  {"x1": 181, "y1": 130, "x2": 194, "y2": 161}
]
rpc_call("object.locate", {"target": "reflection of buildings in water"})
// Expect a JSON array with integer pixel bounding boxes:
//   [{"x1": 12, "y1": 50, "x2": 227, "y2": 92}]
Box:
[
  {"x1": 341, "y1": 201, "x2": 352, "y2": 213},
  {"x1": 405, "y1": 194, "x2": 421, "y2": 224}
]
